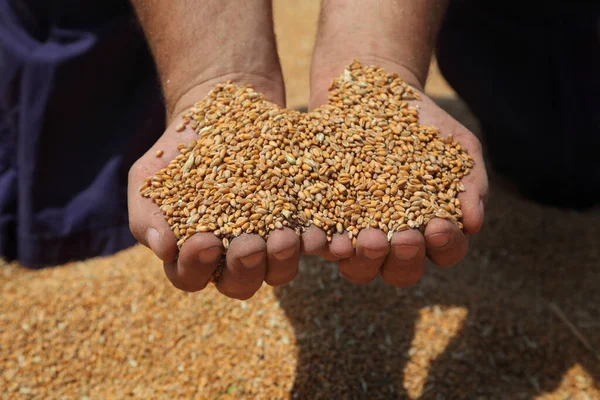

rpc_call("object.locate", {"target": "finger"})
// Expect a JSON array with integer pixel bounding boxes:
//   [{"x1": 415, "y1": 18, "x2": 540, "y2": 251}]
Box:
[
  {"x1": 217, "y1": 234, "x2": 267, "y2": 300},
  {"x1": 319, "y1": 247, "x2": 342, "y2": 262},
  {"x1": 457, "y1": 142, "x2": 488, "y2": 234},
  {"x1": 300, "y1": 226, "x2": 328, "y2": 255},
  {"x1": 320, "y1": 232, "x2": 354, "y2": 262},
  {"x1": 380, "y1": 229, "x2": 426, "y2": 288},
  {"x1": 265, "y1": 228, "x2": 300, "y2": 286},
  {"x1": 451, "y1": 130, "x2": 488, "y2": 234},
  {"x1": 416, "y1": 97, "x2": 489, "y2": 234},
  {"x1": 424, "y1": 218, "x2": 468, "y2": 267},
  {"x1": 127, "y1": 122, "x2": 199, "y2": 262},
  {"x1": 160, "y1": 233, "x2": 223, "y2": 292},
  {"x1": 338, "y1": 229, "x2": 389, "y2": 284},
  {"x1": 162, "y1": 260, "x2": 187, "y2": 290},
  {"x1": 128, "y1": 165, "x2": 178, "y2": 262}
]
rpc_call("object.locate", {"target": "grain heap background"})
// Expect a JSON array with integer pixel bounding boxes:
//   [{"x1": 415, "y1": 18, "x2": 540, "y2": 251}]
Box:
[{"x1": 1, "y1": 0, "x2": 598, "y2": 398}]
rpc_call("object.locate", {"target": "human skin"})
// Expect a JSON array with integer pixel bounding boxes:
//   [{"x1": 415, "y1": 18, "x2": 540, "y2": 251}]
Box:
[
  {"x1": 307, "y1": 0, "x2": 489, "y2": 286},
  {"x1": 127, "y1": 0, "x2": 489, "y2": 298}
]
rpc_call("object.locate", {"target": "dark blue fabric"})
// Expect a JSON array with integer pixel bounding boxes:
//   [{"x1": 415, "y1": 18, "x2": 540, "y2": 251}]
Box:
[
  {"x1": 436, "y1": 1, "x2": 600, "y2": 209},
  {"x1": 0, "y1": 0, "x2": 165, "y2": 268}
]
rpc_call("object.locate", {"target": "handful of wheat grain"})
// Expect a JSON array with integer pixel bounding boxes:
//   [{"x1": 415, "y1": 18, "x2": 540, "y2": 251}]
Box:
[{"x1": 140, "y1": 61, "x2": 473, "y2": 279}]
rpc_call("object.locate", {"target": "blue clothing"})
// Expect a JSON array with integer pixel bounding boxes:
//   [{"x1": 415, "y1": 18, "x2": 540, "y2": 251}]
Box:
[{"x1": 0, "y1": 0, "x2": 164, "y2": 267}]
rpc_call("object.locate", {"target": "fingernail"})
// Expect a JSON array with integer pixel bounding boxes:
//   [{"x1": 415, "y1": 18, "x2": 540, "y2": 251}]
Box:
[
  {"x1": 198, "y1": 246, "x2": 221, "y2": 263},
  {"x1": 363, "y1": 247, "x2": 387, "y2": 260},
  {"x1": 146, "y1": 228, "x2": 160, "y2": 253},
  {"x1": 240, "y1": 252, "x2": 265, "y2": 268},
  {"x1": 426, "y1": 232, "x2": 451, "y2": 248},
  {"x1": 393, "y1": 245, "x2": 419, "y2": 260},
  {"x1": 273, "y1": 246, "x2": 296, "y2": 261}
]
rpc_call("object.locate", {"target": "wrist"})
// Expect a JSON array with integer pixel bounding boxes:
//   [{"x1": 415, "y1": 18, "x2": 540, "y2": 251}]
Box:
[
  {"x1": 131, "y1": 0, "x2": 284, "y2": 120},
  {"x1": 162, "y1": 45, "x2": 284, "y2": 120},
  {"x1": 309, "y1": 55, "x2": 426, "y2": 109},
  {"x1": 167, "y1": 70, "x2": 286, "y2": 124},
  {"x1": 312, "y1": 54, "x2": 426, "y2": 91},
  {"x1": 310, "y1": 0, "x2": 449, "y2": 103}
]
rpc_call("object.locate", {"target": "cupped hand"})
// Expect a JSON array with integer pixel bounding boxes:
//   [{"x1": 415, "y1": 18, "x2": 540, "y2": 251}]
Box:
[
  {"x1": 309, "y1": 63, "x2": 489, "y2": 287},
  {"x1": 128, "y1": 77, "x2": 302, "y2": 300}
]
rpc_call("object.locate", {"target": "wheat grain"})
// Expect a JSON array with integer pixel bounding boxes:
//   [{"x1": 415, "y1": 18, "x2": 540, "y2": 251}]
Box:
[{"x1": 140, "y1": 61, "x2": 474, "y2": 281}]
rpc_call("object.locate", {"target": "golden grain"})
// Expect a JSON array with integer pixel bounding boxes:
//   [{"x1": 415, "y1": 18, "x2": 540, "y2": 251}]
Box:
[{"x1": 140, "y1": 61, "x2": 473, "y2": 280}]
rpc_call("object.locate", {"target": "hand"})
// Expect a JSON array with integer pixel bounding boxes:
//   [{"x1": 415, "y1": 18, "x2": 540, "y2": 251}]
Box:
[
  {"x1": 128, "y1": 75, "x2": 307, "y2": 300},
  {"x1": 128, "y1": 69, "x2": 487, "y2": 297},
  {"x1": 128, "y1": 0, "x2": 307, "y2": 300},
  {"x1": 305, "y1": 0, "x2": 488, "y2": 287},
  {"x1": 311, "y1": 73, "x2": 488, "y2": 286}
]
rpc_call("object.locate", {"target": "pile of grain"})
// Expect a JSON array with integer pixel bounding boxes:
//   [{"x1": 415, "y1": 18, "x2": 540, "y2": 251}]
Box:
[
  {"x1": 140, "y1": 61, "x2": 472, "y2": 257},
  {"x1": 3, "y1": 205, "x2": 599, "y2": 400}
]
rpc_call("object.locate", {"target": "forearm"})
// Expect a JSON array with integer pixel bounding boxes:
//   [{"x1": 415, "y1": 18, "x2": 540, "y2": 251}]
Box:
[
  {"x1": 313, "y1": 0, "x2": 449, "y2": 90},
  {"x1": 130, "y1": 0, "x2": 283, "y2": 118}
]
